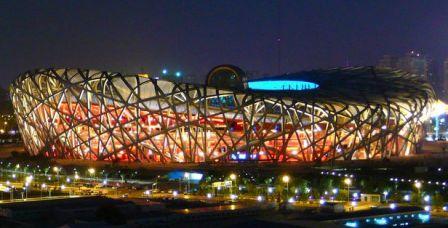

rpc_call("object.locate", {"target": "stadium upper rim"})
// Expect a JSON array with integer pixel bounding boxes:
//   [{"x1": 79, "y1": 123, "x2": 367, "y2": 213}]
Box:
[{"x1": 11, "y1": 66, "x2": 436, "y2": 105}]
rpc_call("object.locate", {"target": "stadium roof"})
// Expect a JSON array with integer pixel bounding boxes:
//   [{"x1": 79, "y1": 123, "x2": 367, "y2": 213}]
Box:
[{"x1": 246, "y1": 66, "x2": 435, "y2": 105}]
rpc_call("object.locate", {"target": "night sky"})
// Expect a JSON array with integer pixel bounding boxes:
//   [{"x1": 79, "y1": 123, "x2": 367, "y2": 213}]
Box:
[{"x1": 1, "y1": 0, "x2": 448, "y2": 88}]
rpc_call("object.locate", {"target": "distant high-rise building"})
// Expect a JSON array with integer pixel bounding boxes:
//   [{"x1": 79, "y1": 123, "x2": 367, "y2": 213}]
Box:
[
  {"x1": 396, "y1": 51, "x2": 430, "y2": 80},
  {"x1": 377, "y1": 51, "x2": 447, "y2": 99},
  {"x1": 442, "y1": 58, "x2": 448, "y2": 100},
  {"x1": 379, "y1": 51, "x2": 429, "y2": 79},
  {"x1": 428, "y1": 58, "x2": 444, "y2": 100}
]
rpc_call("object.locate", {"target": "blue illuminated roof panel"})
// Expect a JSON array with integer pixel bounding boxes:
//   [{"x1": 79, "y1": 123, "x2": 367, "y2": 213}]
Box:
[{"x1": 247, "y1": 80, "x2": 319, "y2": 91}]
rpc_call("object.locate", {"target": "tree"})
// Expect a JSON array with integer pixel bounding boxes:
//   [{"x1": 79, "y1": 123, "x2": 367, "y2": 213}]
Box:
[
  {"x1": 0, "y1": 87, "x2": 13, "y2": 115},
  {"x1": 433, "y1": 192, "x2": 445, "y2": 207}
]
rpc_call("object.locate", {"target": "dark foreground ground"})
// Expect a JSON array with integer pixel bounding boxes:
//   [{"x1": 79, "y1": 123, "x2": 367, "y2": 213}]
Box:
[{"x1": 0, "y1": 197, "x2": 447, "y2": 227}]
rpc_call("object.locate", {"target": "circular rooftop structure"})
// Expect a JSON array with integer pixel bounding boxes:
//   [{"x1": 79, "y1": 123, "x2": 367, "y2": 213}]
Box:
[{"x1": 247, "y1": 80, "x2": 319, "y2": 91}]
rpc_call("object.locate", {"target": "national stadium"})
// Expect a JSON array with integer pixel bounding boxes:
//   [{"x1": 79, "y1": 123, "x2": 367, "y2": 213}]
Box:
[{"x1": 10, "y1": 66, "x2": 435, "y2": 164}]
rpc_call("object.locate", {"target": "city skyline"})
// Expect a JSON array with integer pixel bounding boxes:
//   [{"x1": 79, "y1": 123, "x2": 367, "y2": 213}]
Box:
[{"x1": 1, "y1": 1, "x2": 448, "y2": 88}]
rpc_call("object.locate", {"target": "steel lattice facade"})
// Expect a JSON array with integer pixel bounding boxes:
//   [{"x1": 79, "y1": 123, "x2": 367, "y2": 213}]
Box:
[{"x1": 10, "y1": 67, "x2": 435, "y2": 163}]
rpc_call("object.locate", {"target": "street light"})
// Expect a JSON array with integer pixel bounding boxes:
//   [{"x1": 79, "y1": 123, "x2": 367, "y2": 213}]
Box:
[
  {"x1": 88, "y1": 168, "x2": 95, "y2": 183},
  {"x1": 74, "y1": 173, "x2": 80, "y2": 185},
  {"x1": 390, "y1": 203, "x2": 396, "y2": 210},
  {"x1": 383, "y1": 191, "x2": 389, "y2": 203},
  {"x1": 414, "y1": 181, "x2": 422, "y2": 189},
  {"x1": 9, "y1": 186, "x2": 14, "y2": 201},
  {"x1": 24, "y1": 182, "x2": 29, "y2": 199},
  {"x1": 229, "y1": 173, "x2": 237, "y2": 195},
  {"x1": 41, "y1": 183, "x2": 46, "y2": 198},
  {"x1": 344, "y1": 178, "x2": 352, "y2": 202},
  {"x1": 61, "y1": 184, "x2": 66, "y2": 196},
  {"x1": 88, "y1": 168, "x2": 95, "y2": 175},
  {"x1": 415, "y1": 181, "x2": 422, "y2": 199},
  {"x1": 282, "y1": 175, "x2": 290, "y2": 198},
  {"x1": 184, "y1": 172, "x2": 190, "y2": 194},
  {"x1": 332, "y1": 188, "x2": 338, "y2": 194},
  {"x1": 403, "y1": 194, "x2": 410, "y2": 201},
  {"x1": 60, "y1": 184, "x2": 68, "y2": 196},
  {"x1": 53, "y1": 166, "x2": 60, "y2": 184},
  {"x1": 23, "y1": 175, "x2": 33, "y2": 200},
  {"x1": 332, "y1": 188, "x2": 338, "y2": 201},
  {"x1": 25, "y1": 175, "x2": 33, "y2": 183}
]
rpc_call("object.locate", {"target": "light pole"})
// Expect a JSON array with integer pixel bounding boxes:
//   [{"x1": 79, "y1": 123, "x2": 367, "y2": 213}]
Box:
[
  {"x1": 144, "y1": 190, "x2": 150, "y2": 199},
  {"x1": 10, "y1": 186, "x2": 14, "y2": 201},
  {"x1": 282, "y1": 175, "x2": 290, "y2": 199},
  {"x1": 152, "y1": 183, "x2": 157, "y2": 192},
  {"x1": 14, "y1": 164, "x2": 19, "y2": 178},
  {"x1": 61, "y1": 184, "x2": 66, "y2": 197},
  {"x1": 344, "y1": 178, "x2": 352, "y2": 202},
  {"x1": 184, "y1": 172, "x2": 190, "y2": 194},
  {"x1": 66, "y1": 178, "x2": 72, "y2": 196},
  {"x1": 88, "y1": 168, "x2": 95, "y2": 184},
  {"x1": 24, "y1": 175, "x2": 32, "y2": 200},
  {"x1": 230, "y1": 173, "x2": 237, "y2": 195},
  {"x1": 41, "y1": 183, "x2": 46, "y2": 198},
  {"x1": 24, "y1": 182, "x2": 28, "y2": 199},
  {"x1": 53, "y1": 167, "x2": 60, "y2": 184},
  {"x1": 74, "y1": 173, "x2": 80, "y2": 186},
  {"x1": 383, "y1": 191, "x2": 389, "y2": 203},
  {"x1": 4, "y1": 187, "x2": 10, "y2": 201},
  {"x1": 332, "y1": 188, "x2": 338, "y2": 201},
  {"x1": 415, "y1": 181, "x2": 422, "y2": 202}
]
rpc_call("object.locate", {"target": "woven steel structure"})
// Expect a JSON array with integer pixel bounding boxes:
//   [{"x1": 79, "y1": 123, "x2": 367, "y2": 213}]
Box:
[{"x1": 10, "y1": 67, "x2": 435, "y2": 163}]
